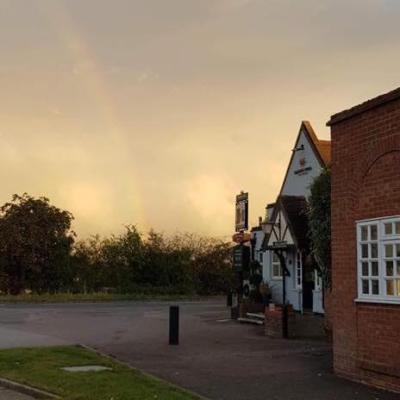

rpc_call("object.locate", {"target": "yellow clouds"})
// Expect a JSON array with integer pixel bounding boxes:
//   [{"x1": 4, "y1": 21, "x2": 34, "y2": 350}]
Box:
[
  {"x1": 58, "y1": 181, "x2": 115, "y2": 234},
  {"x1": 184, "y1": 174, "x2": 235, "y2": 235}
]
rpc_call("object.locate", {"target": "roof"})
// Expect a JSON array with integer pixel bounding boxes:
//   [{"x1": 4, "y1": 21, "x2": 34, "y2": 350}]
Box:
[
  {"x1": 279, "y1": 195, "x2": 309, "y2": 250},
  {"x1": 327, "y1": 86, "x2": 400, "y2": 126},
  {"x1": 277, "y1": 121, "x2": 331, "y2": 198},
  {"x1": 262, "y1": 195, "x2": 309, "y2": 251},
  {"x1": 302, "y1": 121, "x2": 331, "y2": 166}
]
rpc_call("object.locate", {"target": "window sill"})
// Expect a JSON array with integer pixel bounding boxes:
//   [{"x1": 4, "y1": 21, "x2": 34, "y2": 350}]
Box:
[{"x1": 355, "y1": 297, "x2": 400, "y2": 305}]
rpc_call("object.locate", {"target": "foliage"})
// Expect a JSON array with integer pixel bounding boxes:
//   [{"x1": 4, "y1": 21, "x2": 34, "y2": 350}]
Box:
[
  {"x1": 0, "y1": 346, "x2": 199, "y2": 400},
  {"x1": 308, "y1": 168, "x2": 331, "y2": 289},
  {"x1": 0, "y1": 193, "x2": 233, "y2": 296},
  {"x1": 0, "y1": 194, "x2": 75, "y2": 294},
  {"x1": 70, "y1": 230, "x2": 234, "y2": 295}
]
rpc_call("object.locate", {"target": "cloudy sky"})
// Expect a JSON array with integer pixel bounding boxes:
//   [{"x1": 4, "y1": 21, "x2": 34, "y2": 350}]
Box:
[{"x1": 0, "y1": 0, "x2": 399, "y2": 238}]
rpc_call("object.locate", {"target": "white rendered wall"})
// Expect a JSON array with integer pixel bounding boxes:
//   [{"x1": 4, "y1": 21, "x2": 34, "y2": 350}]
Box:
[
  {"x1": 281, "y1": 130, "x2": 324, "y2": 197},
  {"x1": 264, "y1": 250, "x2": 302, "y2": 311}
]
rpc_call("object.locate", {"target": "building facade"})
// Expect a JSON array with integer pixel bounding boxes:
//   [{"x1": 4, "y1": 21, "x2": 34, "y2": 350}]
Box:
[
  {"x1": 257, "y1": 121, "x2": 330, "y2": 313},
  {"x1": 329, "y1": 88, "x2": 400, "y2": 392}
]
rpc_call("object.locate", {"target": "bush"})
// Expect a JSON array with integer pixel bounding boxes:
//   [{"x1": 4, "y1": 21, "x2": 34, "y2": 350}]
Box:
[
  {"x1": 0, "y1": 194, "x2": 74, "y2": 294},
  {"x1": 70, "y1": 228, "x2": 233, "y2": 296},
  {"x1": 0, "y1": 194, "x2": 233, "y2": 296}
]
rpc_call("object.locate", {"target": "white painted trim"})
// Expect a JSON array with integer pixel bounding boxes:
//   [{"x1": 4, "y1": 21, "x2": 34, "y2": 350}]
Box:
[
  {"x1": 355, "y1": 215, "x2": 400, "y2": 224},
  {"x1": 355, "y1": 297, "x2": 400, "y2": 305}
]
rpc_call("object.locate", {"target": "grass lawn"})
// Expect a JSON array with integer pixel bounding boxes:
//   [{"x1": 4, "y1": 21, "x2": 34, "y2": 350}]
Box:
[
  {"x1": 0, "y1": 346, "x2": 199, "y2": 400},
  {"x1": 0, "y1": 292, "x2": 202, "y2": 304}
]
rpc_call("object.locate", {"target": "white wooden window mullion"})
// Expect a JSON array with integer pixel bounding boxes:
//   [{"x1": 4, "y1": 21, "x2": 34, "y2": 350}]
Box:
[{"x1": 356, "y1": 216, "x2": 400, "y2": 304}]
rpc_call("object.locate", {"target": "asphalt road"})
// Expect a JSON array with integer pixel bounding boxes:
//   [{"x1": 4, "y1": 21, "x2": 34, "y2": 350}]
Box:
[{"x1": 0, "y1": 299, "x2": 398, "y2": 400}]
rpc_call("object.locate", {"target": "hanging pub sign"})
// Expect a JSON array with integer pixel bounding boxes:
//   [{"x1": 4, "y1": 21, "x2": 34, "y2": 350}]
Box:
[{"x1": 235, "y1": 192, "x2": 248, "y2": 232}]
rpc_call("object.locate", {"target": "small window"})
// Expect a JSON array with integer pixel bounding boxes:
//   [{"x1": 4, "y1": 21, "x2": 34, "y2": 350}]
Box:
[
  {"x1": 272, "y1": 252, "x2": 282, "y2": 278},
  {"x1": 259, "y1": 252, "x2": 263, "y2": 263}
]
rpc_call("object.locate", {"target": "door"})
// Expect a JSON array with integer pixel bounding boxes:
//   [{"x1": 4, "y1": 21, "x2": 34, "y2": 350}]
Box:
[{"x1": 302, "y1": 263, "x2": 314, "y2": 310}]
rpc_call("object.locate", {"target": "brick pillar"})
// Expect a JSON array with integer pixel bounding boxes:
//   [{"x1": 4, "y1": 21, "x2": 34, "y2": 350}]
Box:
[{"x1": 265, "y1": 305, "x2": 295, "y2": 338}]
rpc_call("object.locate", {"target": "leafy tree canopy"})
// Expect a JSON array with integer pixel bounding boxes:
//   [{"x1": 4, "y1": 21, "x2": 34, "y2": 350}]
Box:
[
  {"x1": 0, "y1": 194, "x2": 75, "y2": 294},
  {"x1": 308, "y1": 168, "x2": 331, "y2": 289}
]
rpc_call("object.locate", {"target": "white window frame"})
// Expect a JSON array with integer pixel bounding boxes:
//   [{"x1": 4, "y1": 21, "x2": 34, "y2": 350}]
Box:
[
  {"x1": 314, "y1": 270, "x2": 322, "y2": 291},
  {"x1": 356, "y1": 215, "x2": 400, "y2": 304},
  {"x1": 271, "y1": 252, "x2": 282, "y2": 279},
  {"x1": 296, "y1": 251, "x2": 302, "y2": 289}
]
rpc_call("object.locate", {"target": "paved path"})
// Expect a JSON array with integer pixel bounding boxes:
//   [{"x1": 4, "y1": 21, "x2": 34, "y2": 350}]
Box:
[{"x1": 0, "y1": 300, "x2": 397, "y2": 400}]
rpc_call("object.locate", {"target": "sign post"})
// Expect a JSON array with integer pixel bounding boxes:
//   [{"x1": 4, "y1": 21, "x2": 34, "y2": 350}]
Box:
[{"x1": 232, "y1": 191, "x2": 250, "y2": 318}]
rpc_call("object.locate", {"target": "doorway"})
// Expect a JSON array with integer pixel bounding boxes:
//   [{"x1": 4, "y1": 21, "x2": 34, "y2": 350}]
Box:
[{"x1": 302, "y1": 263, "x2": 314, "y2": 310}]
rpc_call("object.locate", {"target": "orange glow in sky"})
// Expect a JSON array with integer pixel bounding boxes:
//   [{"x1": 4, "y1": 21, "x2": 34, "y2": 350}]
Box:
[{"x1": 1, "y1": 0, "x2": 400, "y2": 237}]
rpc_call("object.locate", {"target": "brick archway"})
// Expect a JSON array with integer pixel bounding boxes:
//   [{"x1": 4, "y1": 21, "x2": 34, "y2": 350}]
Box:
[
  {"x1": 348, "y1": 135, "x2": 400, "y2": 215},
  {"x1": 355, "y1": 150, "x2": 400, "y2": 220}
]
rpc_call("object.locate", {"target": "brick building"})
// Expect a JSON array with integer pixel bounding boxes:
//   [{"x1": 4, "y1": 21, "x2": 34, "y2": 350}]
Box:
[{"x1": 328, "y1": 88, "x2": 400, "y2": 392}]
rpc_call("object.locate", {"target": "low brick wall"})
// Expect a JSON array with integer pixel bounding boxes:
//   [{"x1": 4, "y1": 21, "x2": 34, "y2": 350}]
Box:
[{"x1": 265, "y1": 306, "x2": 295, "y2": 338}]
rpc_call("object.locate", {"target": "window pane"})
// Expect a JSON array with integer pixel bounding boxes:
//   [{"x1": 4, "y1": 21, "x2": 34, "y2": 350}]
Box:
[
  {"x1": 371, "y1": 280, "x2": 379, "y2": 295},
  {"x1": 361, "y1": 262, "x2": 368, "y2": 276},
  {"x1": 370, "y1": 225, "x2": 378, "y2": 240},
  {"x1": 362, "y1": 280, "x2": 369, "y2": 295},
  {"x1": 397, "y1": 244, "x2": 400, "y2": 258},
  {"x1": 385, "y1": 223, "x2": 393, "y2": 235},
  {"x1": 371, "y1": 262, "x2": 379, "y2": 276},
  {"x1": 361, "y1": 226, "x2": 368, "y2": 241},
  {"x1": 385, "y1": 244, "x2": 393, "y2": 258},
  {"x1": 361, "y1": 244, "x2": 368, "y2": 258},
  {"x1": 386, "y1": 261, "x2": 394, "y2": 276},
  {"x1": 370, "y1": 243, "x2": 378, "y2": 259},
  {"x1": 397, "y1": 260, "x2": 400, "y2": 276},
  {"x1": 273, "y1": 253, "x2": 278, "y2": 262},
  {"x1": 396, "y1": 222, "x2": 400, "y2": 235},
  {"x1": 396, "y1": 280, "x2": 400, "y2": 296},
  {"x1": 273, "y1": 265, "x2": 281, "y2": 277},
  {"x1": 386, "y1": 279, "x2": 394, "y2": 295}
]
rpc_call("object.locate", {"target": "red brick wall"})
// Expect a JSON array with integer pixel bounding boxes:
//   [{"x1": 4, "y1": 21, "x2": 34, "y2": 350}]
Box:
[{"x1": 331, "y1": 98, "x2": 400, "y2": 392}]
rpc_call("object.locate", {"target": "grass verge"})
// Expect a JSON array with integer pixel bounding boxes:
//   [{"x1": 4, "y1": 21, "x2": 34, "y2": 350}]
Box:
[
  {"x1": 0, "y1": 345, "x2": 200, "y2": 400},
  {"x1": 0, "y1": 292, "x2": 205, "y2": 304}
]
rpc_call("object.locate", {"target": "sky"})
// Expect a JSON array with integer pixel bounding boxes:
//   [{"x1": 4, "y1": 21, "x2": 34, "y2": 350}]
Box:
[{"x1": 1, "y1": 0, "x2": 400, "y2": 239}]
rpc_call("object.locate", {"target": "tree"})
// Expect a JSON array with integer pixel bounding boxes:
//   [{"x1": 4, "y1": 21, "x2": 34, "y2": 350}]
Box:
[
  {"x1": 0, "y1": 194, "x2": 75, "y2": 294},
  {"x1": 308, "y1": 168, "x2": 331, "y2": 289}
]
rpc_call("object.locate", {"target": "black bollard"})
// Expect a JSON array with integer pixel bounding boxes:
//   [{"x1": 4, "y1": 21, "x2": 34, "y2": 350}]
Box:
[
  {"x1": 227, "y1": 291, "x2": 233, "y2": 307},
  {"x1": 169, "y1": 305, "x2": 179, "y2": 345}
]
